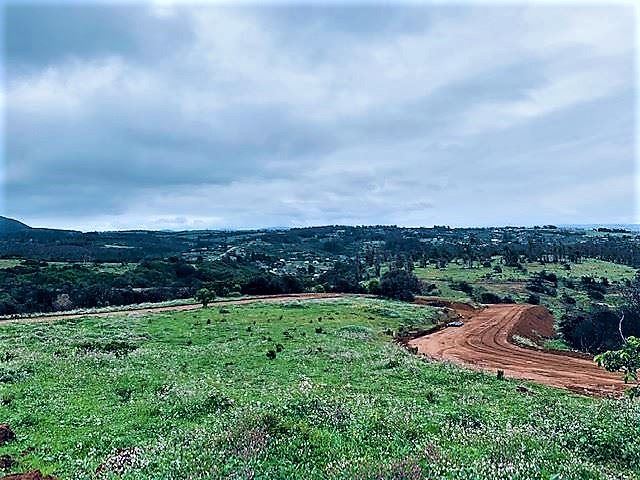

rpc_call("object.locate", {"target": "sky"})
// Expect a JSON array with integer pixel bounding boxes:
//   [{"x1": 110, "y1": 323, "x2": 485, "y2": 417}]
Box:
[{"x1": 1, "y1": 1, "x2": 638, "y2": 231}]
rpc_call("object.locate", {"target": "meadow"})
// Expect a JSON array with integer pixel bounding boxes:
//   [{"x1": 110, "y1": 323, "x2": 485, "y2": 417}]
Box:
[
  {"x1": 414, "y1": 258, "x2": 636, "y2": 285},
  {"x1": 414, "y1": 258, "x2": 636, "y2": 320},
  {"x1": 0, "y1": 298, "x2": 639, "y2": 479}
]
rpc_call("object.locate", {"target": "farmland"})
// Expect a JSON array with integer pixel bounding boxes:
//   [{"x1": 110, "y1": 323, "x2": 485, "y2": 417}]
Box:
[
  {"x1": 1, "y1": 297, "x2": 640, "y2": 479},
  {"x1": 414, "y1": 258, "x2": 636, "y2": 319}
]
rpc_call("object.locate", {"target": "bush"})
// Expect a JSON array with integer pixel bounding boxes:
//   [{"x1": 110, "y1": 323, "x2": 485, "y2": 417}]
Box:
[
  {"x1": 451, "y1": 281, "x2": 473, "y2": 295},
  {"x1": 379, "y1": 269, "x2": 421, "y2": 301},
  {"x1": 538, "y1": 270, "x2": 558, "y2": 285},
  {"x1": 527, "y1": 294, "x2": 540, "y2": 305},
  {"x1": 596, "y1": 336, "x2": 640, "y2": 398},
  {"x1": 559, "y1": 308, "x2": 637, "y2": 353},
  {"x1": 526, "y1": 277, "x2": 556, "y2": 296},
  {"x1": 241, "y1": 275, "x2": 304, "y2": 295},
  {"x1": 367, "y1": 279, "x2": 381, "y2": 295},
  {"x1": 587, "y1": 289, "x2": 605, "y2": 301},
  {"x1": 424, "y1": 283, "x2": 438, "y2": 293},
  {"x1": 479, "y1": 292, "x2": 503, "y2": 304}
]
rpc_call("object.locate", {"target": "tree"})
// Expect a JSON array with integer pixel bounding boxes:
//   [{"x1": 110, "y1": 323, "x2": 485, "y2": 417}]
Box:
[
  {"x1": 379, "y1": 269, "x2": 421, "y2": 301},
  {"x1": 195, "y1": 288, "x2": 216, "y2": 308},
  {"x1": 367, "y1": 279, "x2": 381, "y2": 295},
  {"x1": 594, "y1": 274, "x2": 640, "y2": 397},
  {"x1": 53, "y1": 293, "x2": 74, "y2": 311},
  {"x1": 319, "y1": 261, "x2": 364, "y2": 294},
  {"x1": 595, "y1": 336, "x2": 640, "y2": 398},
  {"x1": 623, "y1": 274, "x2": 640, "y2": 315}
]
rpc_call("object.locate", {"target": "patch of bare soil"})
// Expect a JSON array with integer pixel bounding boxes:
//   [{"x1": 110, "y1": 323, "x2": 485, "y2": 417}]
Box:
[
  {"x1": 0, "y1": 471, "x2": 57, "y2": 480},
  {"x1": 0, "y1": 425, "x2": 14, "y2": 446},
  {"x1": 0, "y1": 456, "x2": 15, "y2": 470},
  {"x1": 508, "y1": 305, "x2": 555, "y2": 340},
  {"x1": 409, "y1": 303, "x2": 625, "y2": 396}
]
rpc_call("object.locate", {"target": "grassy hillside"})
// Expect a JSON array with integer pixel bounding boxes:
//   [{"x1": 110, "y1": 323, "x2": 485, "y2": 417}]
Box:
[
  {"x1": 0, "y1": 298, "x2": 639, "y2": 479},
  {"x1": 415, "y1": 258, "x2": 636, "y2": 318}
]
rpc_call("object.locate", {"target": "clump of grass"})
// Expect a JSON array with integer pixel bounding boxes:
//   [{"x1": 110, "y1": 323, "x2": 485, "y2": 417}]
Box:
[
  {"x1": 337, "y1": 325, "x2": 373, "y2": 340},
  {"x1": 75, "y1": 339, "x2": 139, "y2": 357},
  {"x1": 544, "y1": 339, "x2": 571, "y2": 351}
]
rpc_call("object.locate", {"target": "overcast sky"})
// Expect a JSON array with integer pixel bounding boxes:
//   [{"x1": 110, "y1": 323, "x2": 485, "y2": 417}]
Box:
[{"x1": 1, "y1": 2, "x2": 637, "y2": 231}]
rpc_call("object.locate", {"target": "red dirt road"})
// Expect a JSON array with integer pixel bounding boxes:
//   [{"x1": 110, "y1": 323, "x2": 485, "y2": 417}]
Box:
[{"x1": 409, "y1": 303, "x2": 625, "y2": 396}]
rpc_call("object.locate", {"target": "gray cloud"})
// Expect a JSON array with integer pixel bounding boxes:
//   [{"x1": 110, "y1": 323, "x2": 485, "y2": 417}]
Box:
[{"x1": 2, "y1": 3, "x2": 636, "y2": 230}]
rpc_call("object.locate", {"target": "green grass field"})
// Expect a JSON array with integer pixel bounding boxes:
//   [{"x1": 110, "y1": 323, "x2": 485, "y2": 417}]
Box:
[
  {"x1": 0, "y1": 298, "x2": 639, "y2": 479},
  {"x1": 0, "y1": 259, "x2": 23, "y2": 269},
  {"x1": 414, "y1": 259, "x2": 636, "y2": 286},
  {"x1": 414, "y1": 259, "x2": 636, "y2": 319}
]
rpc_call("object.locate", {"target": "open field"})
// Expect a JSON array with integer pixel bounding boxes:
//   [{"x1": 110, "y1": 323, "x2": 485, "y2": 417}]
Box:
[
  {"x1": 414, "y1": 258, "x2": 636, "y2": 287},
  {"x1": 414, "y1": 258, "x2": 637, "y2": 321},
  {"x1": 0, "y1": 293, "x2": 351, "y2": 323},
  {"x1": 0, "y1": 297, "x2": 639, "y2": 479},
  {"x1": 0, "y1": 259, "x2": 137, "y2": 274},
  {"x1": 0, "y1": 260, "x2": 23, "y2": 270}
]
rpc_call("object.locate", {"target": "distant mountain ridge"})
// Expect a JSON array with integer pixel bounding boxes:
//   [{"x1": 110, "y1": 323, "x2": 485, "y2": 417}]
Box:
[{"x1": 0, "y1": 216, "x2": 32, "y2": 234}]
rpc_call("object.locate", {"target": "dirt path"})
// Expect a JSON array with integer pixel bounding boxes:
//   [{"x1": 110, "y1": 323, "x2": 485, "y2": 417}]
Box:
[
  {"x1": 0, "y1": 293, "x2": 358, "y2": 325},
  {"x1": 409, "y1": 303, "x2": 625, "y2": 396}
]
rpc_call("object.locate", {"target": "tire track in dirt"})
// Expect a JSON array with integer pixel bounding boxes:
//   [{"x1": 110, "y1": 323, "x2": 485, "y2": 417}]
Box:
[{"x1": 409, "y1": 303, "x2": 625, "y2": 396}]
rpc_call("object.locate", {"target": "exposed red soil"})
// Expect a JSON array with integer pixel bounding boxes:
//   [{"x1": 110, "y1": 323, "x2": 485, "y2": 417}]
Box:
[
  {"x1": 0, "y1": 425, "x2": 15, "y2": 446},
  {"x1": 409, "y1": 303, "x2": 626, "y2": 396},
  {"x1": 0, "y1": 471, "x2": 57, "y2": 480},
  {"x1": 0, "y1": 455, "x2": 15, "y2": 470},
  {"x1": 508, "y1": 305, "x2": 555, "y2": 339}
]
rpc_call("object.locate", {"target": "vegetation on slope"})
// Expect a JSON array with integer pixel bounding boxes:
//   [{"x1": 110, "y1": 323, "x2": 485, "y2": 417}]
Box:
[
  {"x1": 0, "y1": 217, "x2": 31, "y2": 235},
  {"x1": 0, "y1": 298, "x2": 638, "y2": 479}
]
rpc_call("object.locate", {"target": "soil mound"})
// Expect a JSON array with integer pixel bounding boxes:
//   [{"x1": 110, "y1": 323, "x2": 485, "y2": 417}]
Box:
[
  {"x1": 508, "y1": 305, "x2": 555, "y2": 340},
  {"x1": 0, "y1": 425, "x2": 15, "y2": 445},
  {"x1": 0, "y1": 456, "x2": 14, "y2": 470},
  {"x1": 0, "y1": 471, "x2": 58, "y2": 480}
]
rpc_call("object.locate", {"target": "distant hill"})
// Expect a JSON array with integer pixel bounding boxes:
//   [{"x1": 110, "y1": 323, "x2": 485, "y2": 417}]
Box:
[{"x1": 0, "y1": 216, "x2": 32, "y2": 234}]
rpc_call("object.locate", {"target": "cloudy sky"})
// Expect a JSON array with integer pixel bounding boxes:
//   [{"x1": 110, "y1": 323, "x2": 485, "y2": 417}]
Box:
[{"x1": 1, "y1": 1, "x2": 637, "y2": 231}]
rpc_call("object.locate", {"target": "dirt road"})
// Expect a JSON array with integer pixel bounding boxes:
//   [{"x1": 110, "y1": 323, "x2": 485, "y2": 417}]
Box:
[
  {"x1": 409, "y1": 303, "x2": 625, "y2": 396},
  {"x1": 0, "y1": 293, "x2": 356, "y2": 325}
]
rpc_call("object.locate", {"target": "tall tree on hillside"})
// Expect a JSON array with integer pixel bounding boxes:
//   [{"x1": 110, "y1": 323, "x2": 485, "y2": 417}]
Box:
[
  {"x1": 595, "y1": 274, "x2": 640, "y2": 398},
  {"x1": 195, "y1": 288, "x2": 216, "y2": 308}
]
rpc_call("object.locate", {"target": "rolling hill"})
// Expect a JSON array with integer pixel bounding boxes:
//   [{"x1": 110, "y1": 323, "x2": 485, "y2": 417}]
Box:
[{"x1": 0, "y1": 216, "x2": 32, "y2": 234}]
